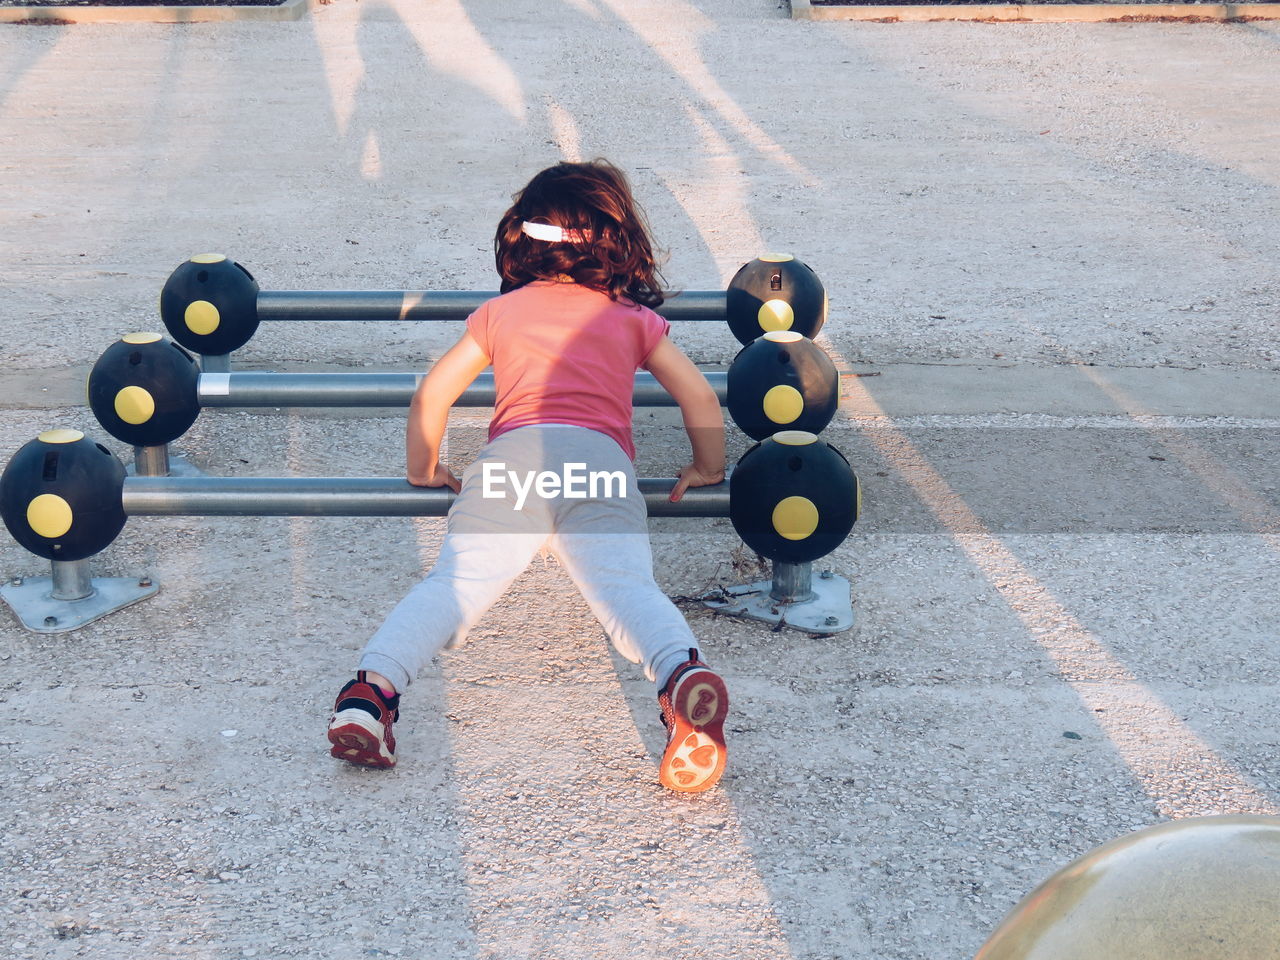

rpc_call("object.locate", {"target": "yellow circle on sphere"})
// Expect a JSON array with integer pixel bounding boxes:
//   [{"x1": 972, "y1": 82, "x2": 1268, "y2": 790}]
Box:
[
  {"x1": 114, "y1": 386, "x2": 156, "y2": 425},
  {"x1": 190, "y1": 253, "x2": 227, "y2": 264},
  {"x1": 759, "y1": 253, "x2": 795, "y2": 263},
  {"x1": 773, "y1": 430, "x2": 817, "y2": 446},
  {"x1": 758, "y1": 299, "x2": 794, "y2": 332},
  {"x1": 38, "y1": 429, "x2": 84, "y2": 445},
  {"x1": 27, "y1": 494, "x2": 73, "y2": 539},
  {"x1": 763, "y1": 385, "x2": 804, "y2": 425},
  {"x1": 122, "y1": 332, "x2": 162, "y2": 345},
  {"x1": 772, "y1": 496, "x2": 818, "y2": 541},
  {"x1": 185, "y1": 300, "x2": 221, "y2": 335},
  {"x1": 763, "y1": 330, "x2": 803, "y2": 344}
]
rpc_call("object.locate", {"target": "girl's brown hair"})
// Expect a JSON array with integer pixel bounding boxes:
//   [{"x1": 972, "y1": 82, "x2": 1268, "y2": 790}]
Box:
[{"x1": 495, "y1": 160, "x2": 665, "y2": 308}]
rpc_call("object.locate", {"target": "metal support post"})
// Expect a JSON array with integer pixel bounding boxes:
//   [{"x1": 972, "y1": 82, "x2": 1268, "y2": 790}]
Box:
[
  {"x1": 133, "y1": 444, "x2": 170, "y2": 477},
  {"x1": 770, "y1": 561, "x2": 815, "y2": 603},
  {"x1": 50, "y1": 558, "x2": 94, "y2": 601},
  {"x1": 130, "y1": 445, "x2": 203, "y2": 479}
]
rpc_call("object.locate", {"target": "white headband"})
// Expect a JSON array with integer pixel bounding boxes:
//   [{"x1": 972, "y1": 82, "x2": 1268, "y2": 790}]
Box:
[{"x1": 522, "y1": 220, "x2": 590, "y2": 243}]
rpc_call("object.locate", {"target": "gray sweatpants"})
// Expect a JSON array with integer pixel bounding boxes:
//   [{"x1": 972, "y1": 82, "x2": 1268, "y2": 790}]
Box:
[{"x1": 359, "y1": 425, "x2": 697, "y2": 693}]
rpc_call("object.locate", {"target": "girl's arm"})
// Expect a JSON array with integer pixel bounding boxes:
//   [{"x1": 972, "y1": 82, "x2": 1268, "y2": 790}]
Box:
[
  {"x1": 643, "y1": 336, "x2": 726, "y2": 501},
  {"x1": 407, "y1": 331, "x2": 491, "y2": 490}
]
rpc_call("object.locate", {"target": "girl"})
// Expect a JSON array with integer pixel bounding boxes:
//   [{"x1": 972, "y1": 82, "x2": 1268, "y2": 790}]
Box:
[{"x1": 327, "y1": 160, "x2": 730, "y2": 793}]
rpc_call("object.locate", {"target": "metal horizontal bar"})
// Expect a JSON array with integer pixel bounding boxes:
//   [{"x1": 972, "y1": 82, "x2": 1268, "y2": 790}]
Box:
[
  {"x1": 256, "y1": 289, "x2": 727, "y2": 324},
  {"x1": 122, "y1": 477, "x2": 729, "y2": 518},
  {"x1": 199, "y1": 372, "x2": 488, "y2": 407},
  {"x1": 197, "y1": 371, "x2": 727, "y2": 408}
]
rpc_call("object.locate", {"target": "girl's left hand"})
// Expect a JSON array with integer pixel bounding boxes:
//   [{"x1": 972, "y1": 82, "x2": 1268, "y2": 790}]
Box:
[
  {"x1": 409, "y1": 462, "x2": 461, "y2": 492},
  {"x1": 670, "y1": 462, "x2": 725, "y2": 502}
]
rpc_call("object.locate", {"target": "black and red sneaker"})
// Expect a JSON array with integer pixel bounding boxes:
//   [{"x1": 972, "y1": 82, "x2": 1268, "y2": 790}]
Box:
[
  {"x1": 327, "y1": 671, "x2": 399, "y2": 769},
  {"x1": 657, "y1": 648, "x2": 728, "y2": 793}
]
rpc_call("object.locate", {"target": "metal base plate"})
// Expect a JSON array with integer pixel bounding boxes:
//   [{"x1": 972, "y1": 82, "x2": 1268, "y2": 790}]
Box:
[
  {"x1": 1, "y1": 576, "x2": 159, "y2": 634},
  {"x1": 704, "y1": 573, "x2": 854, "y2": 634}
]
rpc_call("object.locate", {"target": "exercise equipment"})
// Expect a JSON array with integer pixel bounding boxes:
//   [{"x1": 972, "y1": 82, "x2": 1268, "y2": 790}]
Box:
[
  {"x1": 2, "y1": 425, "x2": 858, "y2": 633},
  {"x1": 728, "y1": 431, "x2": 859, "y2": 564},
  {"x1": 120, "y1": 475, "x2": 728, "y2": 518},
  {"x1": 726, "y1": 331, "x2": 838, "y2": 440},
  {"x1": 86, "y1": 333, "x2": 201, "y2": 462},
  {"x1": 4, "y1": 251, "x2": 861, "y2": 635},
  {"x1": 0, "y1": 430, "x2": 126, "y2": 562},
  {"x1": 0, "y1": 433, "x2": 727, "y2": 632},
  {"x1": 84, "y1": 333, "x2": 729, "y2": 475},
  {"x1": 159, "y1": 254, "x2": 737, "y2": 369},
  {"x1": 0, "y1": 430, "x2": 154, "y2": 631},
  {"x1": 725, "y1": 254, "x2": 826, "y2": 345},
  {"x1": 159, "y1": 255, "x2": 260, "y2": 359},
  {"x1": 704, "y1": 430, "x2": 859, "y2": 633}
]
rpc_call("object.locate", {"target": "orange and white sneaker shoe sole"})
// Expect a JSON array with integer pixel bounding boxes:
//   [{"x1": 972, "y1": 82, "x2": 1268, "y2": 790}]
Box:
[
  {"x1": 327, "y1": 709, "x2": 396, "y2": 769},
  {"x1": 659, "y1": 669, "x2": 728, "y2": 793}
]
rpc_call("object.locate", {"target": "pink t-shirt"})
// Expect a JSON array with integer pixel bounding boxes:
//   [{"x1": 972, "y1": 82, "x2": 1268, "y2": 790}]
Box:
[{"x1": 465, "y1": 281, "x2": 670, "y2": 460}]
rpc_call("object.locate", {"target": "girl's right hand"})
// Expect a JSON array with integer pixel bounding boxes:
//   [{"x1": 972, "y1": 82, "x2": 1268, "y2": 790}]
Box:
[
  {"x1": 670, "y1": 462, "x2": 725, "y2": 502},
  {"x1": 409, "y1": 462, "x2": 461, "y2": 492}
]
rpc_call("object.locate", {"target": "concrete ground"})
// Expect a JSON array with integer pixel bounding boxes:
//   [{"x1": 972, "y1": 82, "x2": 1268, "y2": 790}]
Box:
[{"x1": 1, "y1": 2, "x2": 1279, "y2": 958}]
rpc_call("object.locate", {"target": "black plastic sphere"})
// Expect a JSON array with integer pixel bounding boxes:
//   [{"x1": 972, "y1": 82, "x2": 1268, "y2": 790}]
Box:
[
  {"x1": 160, "y1": 254, "x2": 259, "y2": 356},
  {"x1": 0, "y1": 430, "x2": 127, "y2": 562},
  {"x1": 729, "y1": 431, "x2": 859, "y2": 565},
  {"x1": 725, "y1": 254, "x2": 826, "y2": 346},
  {"x1": 87, "y1": 333, "x2": 200, "y2": 447},
  {"x1": 727, "y1": 331, "x2": 838, "y2": 441}
]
